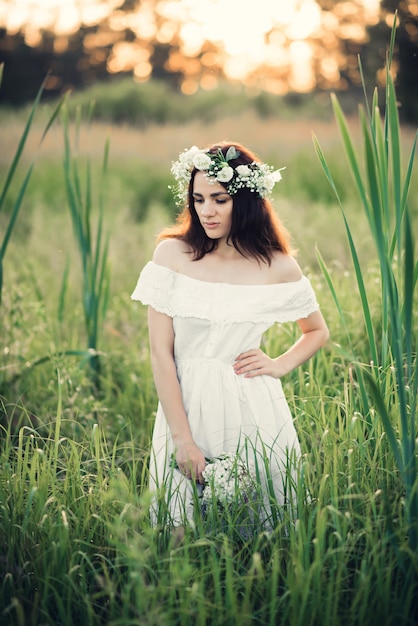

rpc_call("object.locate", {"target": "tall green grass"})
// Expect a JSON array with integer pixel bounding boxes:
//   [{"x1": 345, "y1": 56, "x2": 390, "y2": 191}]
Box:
[
  {"x1": 1, "y1": 346, "x2": 416, "y2": 625},
  {"x1": 62, "y1": 106, "x2": 111, "y2": 389},
  {"x1": 313, "y1": 26, "x2": 417, "y2": 559},
  {"x1": 0, "y1": 67, "x2": 63, "y2": 303}
]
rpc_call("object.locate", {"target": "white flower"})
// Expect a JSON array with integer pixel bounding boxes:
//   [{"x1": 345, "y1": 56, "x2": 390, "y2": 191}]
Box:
[
  {"x1": 255, "y1": 165, "x2": 285, "y2": 196},
  {"x1": 271, "y1": 169, "x2": 283, "y2": 183},
  {"x1": 180, "y1": 145, "x2": 201, "y2": 165},
  {"x1": 235, "y1": 164, "x2": 251, "y2": 178},
  {"x1": 261, "y1": 176, "x2": 275, "y2": 194},
  {"x1": 193, "y1": 152, "x2": 212, "y2": 170},
  {"x1": 216, "y1": 166, "x2": 234, "y2": 182},
  {"x1": 201, "y1": 453, "x2": 256, "y2": 512}
]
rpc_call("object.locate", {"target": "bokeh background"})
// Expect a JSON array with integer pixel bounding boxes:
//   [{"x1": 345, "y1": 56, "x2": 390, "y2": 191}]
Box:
[{"x1": 0, "y1": 0, "x2": 417, "y2": 123}]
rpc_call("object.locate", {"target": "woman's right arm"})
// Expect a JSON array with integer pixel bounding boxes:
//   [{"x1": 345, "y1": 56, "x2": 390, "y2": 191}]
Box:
[{"x1": 148, "y1": 305, "x2": 206, "y2": 482}]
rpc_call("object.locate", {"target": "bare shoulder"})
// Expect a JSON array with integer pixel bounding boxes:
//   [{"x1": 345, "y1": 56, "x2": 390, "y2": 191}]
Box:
[
  {"x1": 270, "y1": 252, "x2": 303, "y2": 283},
  {"x1": 152, "y1": 238, "x2": 191, "y2": 271}
]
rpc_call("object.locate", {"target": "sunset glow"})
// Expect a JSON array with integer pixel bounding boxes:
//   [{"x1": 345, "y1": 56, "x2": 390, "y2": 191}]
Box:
[{"x1": 0, "y1": 0, "x2": 382, "y2": 93}]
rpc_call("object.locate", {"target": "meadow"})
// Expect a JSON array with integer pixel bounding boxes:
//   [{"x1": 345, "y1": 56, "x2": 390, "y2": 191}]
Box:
[{"x1": 0, "y1": 75, "x2": 417, "y2": 625}]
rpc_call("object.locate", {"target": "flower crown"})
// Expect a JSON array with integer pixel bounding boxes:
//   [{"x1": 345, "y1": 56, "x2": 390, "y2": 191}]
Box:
[{"x1": 170, "y1": 145, "x2": 284, "y2": 205}]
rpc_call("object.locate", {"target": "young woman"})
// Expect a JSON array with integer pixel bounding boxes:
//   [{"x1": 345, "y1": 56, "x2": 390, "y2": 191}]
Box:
[{"x1": 131, "y1": 142, "x2": 329, "y2": 528}]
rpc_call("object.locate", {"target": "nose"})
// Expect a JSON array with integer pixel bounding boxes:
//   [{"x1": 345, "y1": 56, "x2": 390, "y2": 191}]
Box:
[{"x1": 200, "y1": 200, "x2": 216, "y2": 217}]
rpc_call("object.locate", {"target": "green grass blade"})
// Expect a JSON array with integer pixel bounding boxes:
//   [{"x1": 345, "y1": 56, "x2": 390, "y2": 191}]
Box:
[
  {"x1": 93, "y1": 138, "x2": 110, "y2": 282},
  {"x1": 400, "y1": 131, "x2": 417, "y2": 213},
  {"x1": 316, "y1": 247, "x2": 372, "y2": 418},
  {"x1": 343, "y1": 213, "x2": 379, "y2": 368},
  {"x1": 313, "y1": 133, "x2": 379, "y2": 367},
  {"x1": 387, "y1": 74, "x2": 402, "y2": 265},
  {"x1": 39, "y1": 91, "x2": 68, "y2": 145},
  {"x1": 330, "y1": 95, "x2": 371, "y2": 224},
  {"x1": 97, "y1": 239, "x2": 110, "y2": 310},
  {"x1": 361, "y1": 109, "x2": 385, "y2": 247},
  {"x1": 312, "y1": 134, "x2": 342, "y2": 203},
  {"x1": 101, "y1": 264, "x2": 110, "y2": 322},
  {"x1": 403, "y1": 211, "x2": 415, "y2": 380},
  {"x1": 372, "y1": 104, "x2": 390, "y2": 229},
  {"x1": 0, "y1": 164, "x2": 34, "y2": 257},
  {"x1": 362, "y1": 369, "x2": 404, "y2": 473},
  {"x1": 387, "y1": 74, "x2": 401, "y2": 208},
  {"x1": 58, "y1": 257, "x2": 70, "y2": 323},
  {"x1": 387, "y1": 12, "x2": 397, "y2": 69},
  {"x1": 0, "y1": 76, "x2": 46, "y2": 211},
  {"x1": 84, "y1": 160, "x2": 92, "y2": 255},
  {"x1": 358, "y1": 55, "x2": 371, "y2": 121},
  {"x1": 315, "y1": 248, "x2": 352, "y2": 348}
]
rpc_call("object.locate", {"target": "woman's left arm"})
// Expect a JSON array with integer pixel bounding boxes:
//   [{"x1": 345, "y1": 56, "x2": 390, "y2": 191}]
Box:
[{"x1": 233, "y1": 310, "x2": 329, "y2": 379}]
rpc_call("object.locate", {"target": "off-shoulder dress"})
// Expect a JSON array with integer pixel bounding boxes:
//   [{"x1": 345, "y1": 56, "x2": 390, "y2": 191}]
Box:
[{"x1": 131, "y1": 261, "x2": 319, "y2": 525}]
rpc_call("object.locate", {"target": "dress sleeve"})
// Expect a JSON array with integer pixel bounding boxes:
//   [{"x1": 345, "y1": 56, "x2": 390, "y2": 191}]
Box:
[
  {"x1": 272, "y1": 276, "x2": 319, "y2": 323},
  {"x1": 130, "y1": 261, "x2": 177, "y2": 316},
  {"x1": 131, "y1": 261, "x2": 321, "y2": 323}
]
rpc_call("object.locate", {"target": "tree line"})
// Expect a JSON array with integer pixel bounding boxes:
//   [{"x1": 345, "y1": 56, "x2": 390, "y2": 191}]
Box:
[{"x1": 0, "y1": 0, "x2": 417, "y2": 123}]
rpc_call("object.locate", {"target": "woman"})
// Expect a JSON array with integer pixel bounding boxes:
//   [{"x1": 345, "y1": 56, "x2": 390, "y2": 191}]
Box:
[{"x1": 131, "y1": 142, "x2": 329, "y2": 528}]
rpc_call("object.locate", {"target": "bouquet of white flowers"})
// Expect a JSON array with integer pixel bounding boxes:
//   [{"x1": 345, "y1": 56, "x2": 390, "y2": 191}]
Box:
[
  {"x1": 170, "y1": 451, "x2": 259, "y2": 537},
  {"x1": 201, "y1": 453, "x2": 257, "y2": 516}
]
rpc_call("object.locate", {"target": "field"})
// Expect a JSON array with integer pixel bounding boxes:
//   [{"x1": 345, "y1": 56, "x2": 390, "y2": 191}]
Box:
[{"x1": 0, "y1": 84, "x2": 417, "y2": 626}]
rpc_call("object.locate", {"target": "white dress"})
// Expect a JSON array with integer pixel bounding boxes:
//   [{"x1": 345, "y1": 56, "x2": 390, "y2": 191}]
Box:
[{"x1": 131, "y1": 261, "x2": 319, "y2": 526}]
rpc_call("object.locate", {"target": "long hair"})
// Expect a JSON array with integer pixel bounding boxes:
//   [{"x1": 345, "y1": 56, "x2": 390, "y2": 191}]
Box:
[{"x1": 158, "y1": 141, "x2": 293, "y2": 263}]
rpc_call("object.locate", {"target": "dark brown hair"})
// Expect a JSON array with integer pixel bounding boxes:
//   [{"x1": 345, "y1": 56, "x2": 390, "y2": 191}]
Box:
[{"x1": 158, "y1": 141, "x2": 293, "y2": 264}]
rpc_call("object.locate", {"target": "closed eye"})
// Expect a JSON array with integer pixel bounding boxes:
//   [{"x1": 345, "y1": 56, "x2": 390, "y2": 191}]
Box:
[{"x1": 193, "y1": 196, "x2": 229, "y2": 204}]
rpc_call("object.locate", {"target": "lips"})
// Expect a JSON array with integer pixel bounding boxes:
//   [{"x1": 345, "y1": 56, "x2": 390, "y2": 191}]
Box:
[{"x1": 203, "y1": 222, "x2": 219, "y2": 228}]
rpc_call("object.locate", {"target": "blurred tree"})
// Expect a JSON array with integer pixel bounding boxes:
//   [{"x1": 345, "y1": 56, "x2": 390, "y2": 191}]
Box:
[
  {"x1": 0, "y1": 25, "x2": 112, "y2": 104},
  {"x1": 0, "y1": 0, "x2": 416, "y2": 122}
]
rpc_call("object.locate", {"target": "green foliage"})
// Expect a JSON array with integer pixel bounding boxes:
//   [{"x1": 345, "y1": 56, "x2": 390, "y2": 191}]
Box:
[
  {"x1": 1, "y1": 337, "x2": 417, "y2": 625},
  {"x1": 281, "y1": 148, "x2": 359, "y2": 205},
  {"x1": 62, "y1": 106, "x2": 111, "y2": 389},
  {"x1": 71, "y1": 78, "x2": 182, "y2": 126},
  {"x1": 124, "y1": 163, "x2": 174, "y2": 222},
  {"x1": 25, "y1": 77, "x2": 347, "y2": 127},
  {"x1": 313, "y1": 25, "x2": 417, "y2": 555},
  {"x1": 0, "y1": 66, "x2": 64, "y2": 303}
]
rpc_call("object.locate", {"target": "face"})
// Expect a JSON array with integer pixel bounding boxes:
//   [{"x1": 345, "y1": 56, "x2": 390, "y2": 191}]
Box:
[{"x1": 192, "y1": 171, "x2": 233, "y2": 242}]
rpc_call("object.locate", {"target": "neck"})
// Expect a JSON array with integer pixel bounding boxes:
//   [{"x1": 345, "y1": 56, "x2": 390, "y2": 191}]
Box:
[{"x1": 212, "y1": 238, "x2": 244, "y2": 260}]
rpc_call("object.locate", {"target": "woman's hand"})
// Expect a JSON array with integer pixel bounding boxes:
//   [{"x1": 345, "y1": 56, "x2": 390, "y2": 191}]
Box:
[
  {"x1": 234, "y1": 311, "x2": 329, "y2": 380},
  {"x1": 175, "y1": 439, "x2": 206, "y2": 483},
  {"x1": 233, "y1": 348, "x2": 282, "y2": 379}
]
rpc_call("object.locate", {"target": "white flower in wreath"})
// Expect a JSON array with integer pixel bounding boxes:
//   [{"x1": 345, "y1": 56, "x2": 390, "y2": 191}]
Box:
[
  {"x1": 271, "y1": 169, "x2": 283, "y2": 183},
  {"x1": 216, "y1": 166, "x2": 234, "y2": 182},
  {"x1": 193, "y1": 152, "x2": 212, "y2": 170},
  {"x1": 235, "y1": 164, "x2": 251, "y2": 178},
  {"x1": 258, "y1": 166, "x2": 284, "y2": 195},
  {"x1": 180, "y1": 145, "x2": 201, "y2": 165}
]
